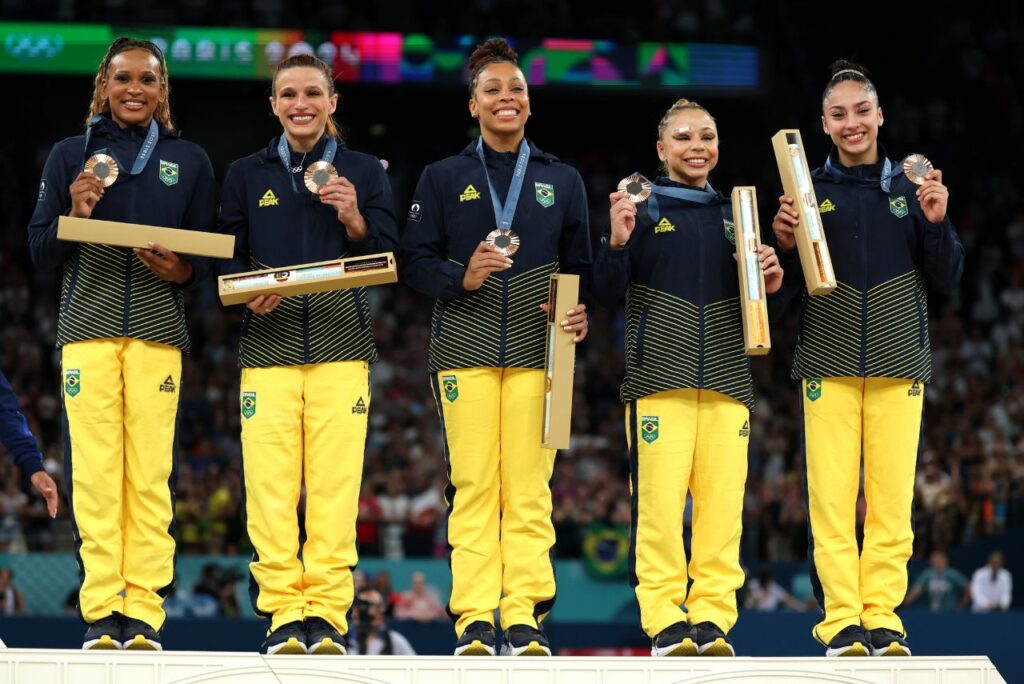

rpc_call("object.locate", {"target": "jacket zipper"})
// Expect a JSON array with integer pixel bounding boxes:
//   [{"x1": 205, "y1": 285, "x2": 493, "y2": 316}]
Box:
[
  {"x1": 859, "y1": 191, "x2": 868, "y2": 375},
  {"x1": 697, "y1": 209, "x2": 705, "y2": 387}
]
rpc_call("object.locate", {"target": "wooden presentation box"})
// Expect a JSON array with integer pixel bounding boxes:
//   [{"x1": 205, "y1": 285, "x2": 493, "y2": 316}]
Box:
[
  {"x1": 731, "y1": 186, "x2": 771, "y2": 356},
  {"x1": 542, "y1": 273, "x2": 580, "y2": 450},
  {"x1": 218, "y1": 253, "x2": 397, "y2": 306},
  {"x1": 57, "y1": 216, "x2": 234, "y2": 259},
  {"x1": 771, "y1": 129, "x2": 836, "y2": 295}
]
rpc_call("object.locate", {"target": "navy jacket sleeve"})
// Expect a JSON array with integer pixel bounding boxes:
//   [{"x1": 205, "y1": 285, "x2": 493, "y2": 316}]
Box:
[
  {"x1": 592, "y1": 239, "x2": 631, "y2": 306},
  {"x1": 0, "y1": 370, "x2": 44, "y2": 477},
  {"x1": 558, "y1": 169, "x2": 594, "y2": 307},
  {"x1": 217, "y1": 160, "x2": 252, "y2": 280},
  {"x1": 916, "y1": 212, "x2": 964, "y2": 295},
  {"x1": 349, "y1": 158, "x2": 398, "y2": 256},
  {"x1": 767, "y1": 242, "x2": 803, "y2": 319},
  {"x1": 176, "y1": 147, "x2": 217, "y2": 289},
  {"x1": 399, "y1": 165, "x2": 472, "y2": 301},
  {"x1": 28, "y1": 141, "x2": 78, "y2": 271}
]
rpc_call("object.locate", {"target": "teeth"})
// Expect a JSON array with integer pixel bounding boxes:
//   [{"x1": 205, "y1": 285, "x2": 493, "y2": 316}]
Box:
[{"x1": 495, "y1": 109, "x2": 517, "y2": 116}]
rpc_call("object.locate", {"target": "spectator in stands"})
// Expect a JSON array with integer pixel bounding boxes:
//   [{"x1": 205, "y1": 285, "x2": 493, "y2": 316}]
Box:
[
  {"x1": 395, "y1": 571, "x2": 446, "y2": 622},
  {"x1": 0, "y1": 567, "x2": 26, "y2": 615},
  {"x1": 744, "y1": 569, "x2": 808, "y2": 612},
  {"x1": 903, "y1": 550, "x2": 970, "y2": 612},
  {"x1": 347, "y1": 588, "x2": 416, "y2": 655},
  {"x1": 970, "y1": 551, "x2": 1013, "y2": 612}
]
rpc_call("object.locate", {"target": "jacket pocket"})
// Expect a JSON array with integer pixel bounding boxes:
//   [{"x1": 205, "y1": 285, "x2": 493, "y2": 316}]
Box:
[
  {"x1": 912, "y1": 285, "x2": 927, "y2": 349},
  {"x1": 635, "y1": 305, "x2": 650, "y2": 367}
]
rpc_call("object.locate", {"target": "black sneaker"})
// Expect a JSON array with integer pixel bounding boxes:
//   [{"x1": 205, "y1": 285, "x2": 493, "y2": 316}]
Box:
[
  {"x1": 868, "y1": 627, "x2": 911, "y2": 656},
  {"x1": 825, "y1": 624, "x2": 870, "y2": 657},
  {"x1": 453, "y1": 621, "x2": 496, "y2": 656},
  {"x1": 82, "y1": 613, "x2": 123, "y2": 650},
  {"x1": 692, "y1": 621, "x2": 734, "y2": 656},
  {"x1": 122, "y1": 616, "x2": 162, "y2": 651},
  {"x1": 306, "y1": 616, "x2": 346, "y2": 655},
  {"x1": 651, "y1": 621, "x2": 697, "y2": 657},
  {"x1": 500, "y1": 624, "x2": 551, "y2": 656},
  {"x1": 262, "y1": 620, "x2": 307, "y2": 655}
]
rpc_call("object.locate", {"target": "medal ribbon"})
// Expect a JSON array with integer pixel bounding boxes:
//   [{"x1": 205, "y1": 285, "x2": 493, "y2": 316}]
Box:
[
  {"x1": 646, "y1": 178, "x2": 718, "y2": 223},
  {"x1": 277, "y1": 135, "x2": 338, "y2": 194},
  {"x1": 824, "y1": 153, "x2": 900, "y2": 193},
  {"x1": 81, "y1": 114, "x2": 160, "y2": 176},
  {"x1": 476, "y1": 137, "x2": 531, "y2": 230}
]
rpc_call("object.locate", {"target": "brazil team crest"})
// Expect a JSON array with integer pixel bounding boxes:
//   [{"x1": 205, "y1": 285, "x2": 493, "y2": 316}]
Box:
[
  {"x1": 723, "y1": 218, "x2": 736, "y2": 245},
  {"x1": 241, "y1": 391, "x2": 256, "y2": 419},
  {"x1": 805, "y1": 378, "x2": 822, "y2": 402},
  {"x1": 442, "y1": 375, "x2": 458, "y2": 402},
  {"x1": 640, "y1": 416, "x2": 659, "y2": 444},
  {"x1": 159, "y1": 160, "x2": 179, "y2": 187},
  {"x1": 889, "y1": 195, "x2": 908, "y2": 218},
  {"x1": 64, "y1": 369, "x2": 81, "y2": 397},
  {"x1": 535, "y1": 182, "x2": 554, "y2": 208}
]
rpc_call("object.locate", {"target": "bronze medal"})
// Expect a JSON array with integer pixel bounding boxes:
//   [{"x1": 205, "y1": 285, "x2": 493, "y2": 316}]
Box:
[
  {"x1": 902, "y1": 154, "x2": 933, "y2": 185},
  {"x1": 84, "y1": 153, "x2": 119, "y2": 187},
  {"x1": 617, "y1": 174, "x2": 652, "y2": 203},
  {"x1": 485, "y1": 228, "x2": 520, "y2": 257},
  {"x1": 304, "y1": 161, "x2": 338, "y2": 194}
]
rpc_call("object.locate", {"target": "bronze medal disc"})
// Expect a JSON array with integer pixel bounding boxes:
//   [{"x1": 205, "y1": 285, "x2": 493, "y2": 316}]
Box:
[
  {"x1": 903, "y1": 154, "x2": 933, "y2": 185},
  {"x1": 485, "y1": 228, "x2": 520, "y2": 257},
  {"x1": 617, "y1": 174, "x2": 652, "y2": 203},
  {"x1": 84, "y1": 154, "x2": 119, "y2": 187},
  {"x1": 304, "y1": 161, "x2": 338, "y2": 194}
]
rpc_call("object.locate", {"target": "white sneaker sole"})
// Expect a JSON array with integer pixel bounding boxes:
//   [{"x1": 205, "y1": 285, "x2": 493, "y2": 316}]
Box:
[
  {"x1": 266, "y1": 637, "x2": 308, "y2": 655},
  {"x1": 501, "y1": 642, "x2": 551, "y2": 656},
  {"x1": 652, "y1": 638, "x2": 698, "y2": 657},
  {"x1": 826, "y1": 642, "x2": 870, "y2": 657},
  {"x1": 454, "y1": 640, "x2": 496, "y2": 656},
  {"x1": 82, "y1": 635, "x2": 122, "y2": 650},
  {"x1": 872, "y1": 642, "x2": 911, "y2": 656}
]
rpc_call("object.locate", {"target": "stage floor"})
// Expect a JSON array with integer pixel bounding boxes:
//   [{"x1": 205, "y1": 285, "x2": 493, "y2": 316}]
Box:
[{"x1": 0, "y1": 650, "x2": 1007, "y2": 684}]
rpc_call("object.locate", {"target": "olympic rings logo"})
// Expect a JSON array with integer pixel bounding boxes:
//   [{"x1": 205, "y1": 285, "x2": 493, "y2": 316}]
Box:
[{"x1": 4, "y1": 33, "x2": 65, "y2": 60}]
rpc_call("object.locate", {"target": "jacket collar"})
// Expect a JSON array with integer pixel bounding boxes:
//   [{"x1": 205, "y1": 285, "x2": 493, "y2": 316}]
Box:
[{"x1": 459, "y1": 138, "x2": 558, "y2": 164}]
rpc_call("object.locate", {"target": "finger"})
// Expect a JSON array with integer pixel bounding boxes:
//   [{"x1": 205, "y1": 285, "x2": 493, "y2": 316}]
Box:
[
  {"x1": 566, "y1": 304, "x2": 586, "y2": 316},
  {"x1": 574, "y1": 327, "x2": 589, "y2": 343},
  {"x1": 539, "y1": 303, "x2": 550, "y2": 312},
  {"x1": 779, "y1": 195, "x2": 794, "y2": 206},
  {"x1": 609, "y1": 191, "x2": 627, "y2": 205},
  {"x1": 44, "y1": 488, "x2": 58, "y2": 518},
  {"x1": 924, "y1": 169, "x2": 942, "y2": 183}
]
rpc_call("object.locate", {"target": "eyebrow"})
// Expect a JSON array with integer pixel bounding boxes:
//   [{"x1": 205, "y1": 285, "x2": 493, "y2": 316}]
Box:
[
  {"x1": 829, "y1": 100, "x2": 872, "y2": 110},
  {"x1": 481, "y1": 77, "x2": 524, "y2": 85}
]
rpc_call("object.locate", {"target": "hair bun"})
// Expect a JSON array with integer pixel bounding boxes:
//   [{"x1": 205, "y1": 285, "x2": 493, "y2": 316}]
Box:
[{"x1": 468, "y1": 38, "x2": 518, "y2": 74}]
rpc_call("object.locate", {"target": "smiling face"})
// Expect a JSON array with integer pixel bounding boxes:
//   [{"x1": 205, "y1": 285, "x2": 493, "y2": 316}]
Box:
[
  {"x1": 657, "y1": 108, "x2": 719, "y2": 188},
  {"x1": 468, "y1": 61, "x2": 531, "y2": 147},
  {"x1": 100, "y1": 49, "x2": 166, "y2": 128},
  {"x1": 822, "y1": 80, "x2": 883, "y2": 166},
  {"x1": 270, "y1": 65, "x2": 338, "y2": 151}
]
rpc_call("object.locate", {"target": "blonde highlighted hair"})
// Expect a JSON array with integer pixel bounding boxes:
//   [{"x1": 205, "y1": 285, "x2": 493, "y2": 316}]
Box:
[
  {"x1": 271, "y1": 54, "x2": 342, "y2": 141},
  {"x1": 656, "y1": 98, "x2": 715, "y2": 139},
  {"x1": 85, "y1": 37, "x2": 174, "y2": 130}
]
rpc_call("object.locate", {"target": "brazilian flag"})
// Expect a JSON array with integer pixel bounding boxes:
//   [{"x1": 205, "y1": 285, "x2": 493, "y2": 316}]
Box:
[{"x1": 582, "y1": 522, "x2": 630, "y2": 580}]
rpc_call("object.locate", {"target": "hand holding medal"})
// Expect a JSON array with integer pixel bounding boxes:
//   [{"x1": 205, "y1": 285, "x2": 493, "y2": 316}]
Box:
[
  {"x1": 608, "y1": 174, "x2": 649, "y2": 248},
  {"x1": 904, "y1": 153, "x2": 948, "y2": 223}
]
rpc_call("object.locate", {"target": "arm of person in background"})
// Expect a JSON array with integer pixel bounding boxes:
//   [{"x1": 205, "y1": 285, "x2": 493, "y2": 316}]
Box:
[
  {"x1": 767, "y1": 194, "x2": 804, "y2": 319},
  {"x1": 27, "y1": 141, "x2": 82, "y2": 271},
  {"x1": 545, "y1": 169, "x2": 592, "y2": 342},
  {"x1": 591, "y1": 190, "x2": 636, "y2": 308},
  {"x1": 400, "y1": 166, "x2": 507, "y2": 300},
  {"x1": 969, "y1": 569, "x2": 991, "y2": 611},
  {"x1": 901, "y1": 570, "x2": 928, "y2": 607},
  {"x1": 320, "y1": 156, "x2": 398, "y2": 255},
  {"x1": 999, "y1": 571, "x2": 1012, "y2": 611},
  {"x1": 0, "y1": 370, "x2": 59, "y2": 517},
  {"x1": 914, "y1": 169, "x2": 964, "y2": 294},
  {"x1": 388, "y1": 629, "x2": 417, "y2": 656}
]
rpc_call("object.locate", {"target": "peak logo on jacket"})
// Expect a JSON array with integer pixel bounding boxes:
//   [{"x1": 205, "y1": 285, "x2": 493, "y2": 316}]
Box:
[
  {"x1": 459, "y1": 184, "x2": 481, "y2": 202},
  {"x1": 819, "y1": 198, "x2": 836, "y2": 213},
  {"x1": 654, "y1": 218, "x2": 676, "y2": 234},
  {"x1": 259, "y1": 189, "x2": 279, "y2": 207}
]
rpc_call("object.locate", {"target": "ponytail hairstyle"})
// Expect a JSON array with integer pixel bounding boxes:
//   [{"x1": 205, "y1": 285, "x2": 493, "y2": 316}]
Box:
[
  {"x1": 822, "y1": 59, "x2": 878, "y2": 105},
  {"x1": 467, "y1": 38, "x2": 520, "y2": 97},
  {"x1": 271, "y1": 54, "x2": 342, "y2": 140},
  {"x1": 656, "y1": 98, "x2": 715, "y2": 174},
  {"x1": 85, "y1": 37, "x2": 173, "y2": 130}
]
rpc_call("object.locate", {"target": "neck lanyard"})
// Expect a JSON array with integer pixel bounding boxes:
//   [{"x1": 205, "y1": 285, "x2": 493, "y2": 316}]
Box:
[
  {"x1": 475, "y1": 137, "x2": 530, "y2": 229},
  {"x1": 647, "y1": 180, "x2": 717, "y2": 223},
  {"x1": 277, "y1": 135, "x2": 338, "y2": 194},
  {"x1": 81, "y1": 115, "x2": 159, "y2": 175},
  {"x1": 824, "y1": 153, "x2": 900, "y2": 192}
]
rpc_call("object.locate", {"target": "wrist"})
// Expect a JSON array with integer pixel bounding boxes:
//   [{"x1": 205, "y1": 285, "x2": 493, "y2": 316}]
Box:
[{"x1": 344, "y1": 213, "x2": 368, "y2": 240}]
